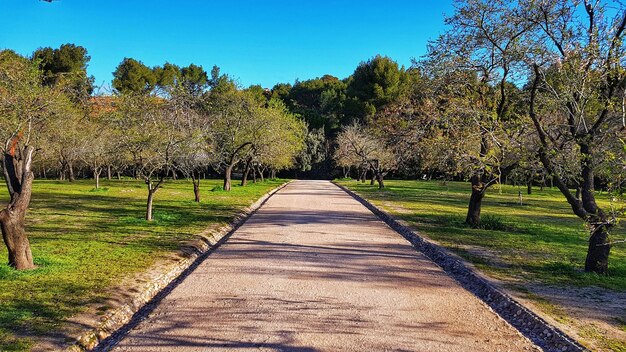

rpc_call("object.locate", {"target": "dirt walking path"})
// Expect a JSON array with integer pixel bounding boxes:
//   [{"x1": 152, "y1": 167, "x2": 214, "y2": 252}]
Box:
[{"x1": 111, "y1": 180, "x2": 538, "y2": 351}]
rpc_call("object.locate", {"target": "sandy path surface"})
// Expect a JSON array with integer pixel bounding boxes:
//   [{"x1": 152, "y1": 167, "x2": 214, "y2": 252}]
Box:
[{"x1": 111, "y1": 180, "x2": 537, "y2": 352}]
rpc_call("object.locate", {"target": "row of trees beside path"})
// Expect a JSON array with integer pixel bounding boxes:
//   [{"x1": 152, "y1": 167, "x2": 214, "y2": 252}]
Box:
[
  {"x1": 1, "y1": 0, "x2": 625, "y2": 274},
  {"x1": 295, "y1": 1, "x2": 624, "y2": 275},
  {"x1": 0, "y1": 48, "x2": 305, "y2": 269}
]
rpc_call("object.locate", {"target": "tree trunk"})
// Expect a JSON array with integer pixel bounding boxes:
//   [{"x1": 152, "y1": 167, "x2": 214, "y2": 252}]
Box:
[
  {"x1": 585, "y1": 221, "x2": 611, "y2": 274},
  {"x1": 370, "y1": 171, "x2": 375, "y2": 185},
  {"x1": 0, "y1": 210, "x2": 34, "y2": 270},
  {"x1": 117, "y1": 171, "x2": 121, "y2": 180},
  {"x1": 527, "y1": 181, "x2": 532, "y2": 195},
  {"x1": 360, "y1": 169, "x2": 367, "y2": 183},
  {"x1": 252, "y1": 165, "x2": 257, "y2": 183},
  {"x1": 1, "y1": 146, "x2": 35, "y2": 270},
  {"x1": 376, "y1": 172, "x2": 385, "y2": 189},
  {"x1": 241, "y1": 158, "x2": 251, "y2": 187},
  {"x1": 271, "y1": 169, "x2": 276, "y2": 179},
  {"x1": 465, "y1": 174, "x2": 485, "y2": 227},
  {"x1": 146, "y1": 189, "x2": 155, "y2": 221},
  {"x1": 59, "y1": 160, "x2": 66, "y2": 181},
  {"x1": 258, "y1": 166, "x2": 264, "y2": 182},
  {"x1": 224, "y1": 164, "x2": 233, "y2": 191},
  {"x1": 107, "y1": 165, "x2": 112, "y2": 180},
  {"x1": 68, "y1": 162, "x2": 75, "y2": 182},
  {"x1": 145, "y1": 177, "x2": 164, "y2": 221},
  {"x1": 94, "y1": 168, "x2": 101, "y2": 189},
  {"x1": 192, "y1": 171, "x2": 200, "y2": 202}
]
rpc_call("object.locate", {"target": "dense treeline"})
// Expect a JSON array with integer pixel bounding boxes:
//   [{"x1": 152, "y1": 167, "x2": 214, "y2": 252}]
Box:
[{"x1": 0, "y1": 0, "x2": 624, "y2": 275}]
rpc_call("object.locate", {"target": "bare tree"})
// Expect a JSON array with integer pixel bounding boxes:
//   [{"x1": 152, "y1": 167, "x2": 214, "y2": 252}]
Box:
[{"x1": 335, "y1": 123, "x2": 397, "y2": 189}]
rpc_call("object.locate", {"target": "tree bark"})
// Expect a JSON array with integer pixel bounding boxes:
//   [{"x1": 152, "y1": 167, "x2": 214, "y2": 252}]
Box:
[
  {"x1": 1, "y1": 146, "x2": 35, "y2": 270},
  {"x1": 224, "y1": 164, "x2": 233, "y2": 191},
  {"x1": 0, "y1": 210, "x2": 34, "y2": 270},
  {"x1": 241, "y1": 158, "x2": 251, "y2": 187},
  {"x1": 370, "y1": 170, "x2": 375, "y2": 185},
  {"x1": 258, "y1": 166, "x2": 264, "y2": 182},
  {"x1": 94, "y1": 168, "x2": 101, "y2": 189},
  {"x1": 585, "y1": 220, "x2": 611, "y2": 274},
  {"x1": 527, "y1": 181, "x2": 532, "y2": 195},
  {"x1": 376, "y1": 172, "x2": 385, "y2": 189},
  {"x1": 146, "y1": 190, "x2": 155, "y2": 221},
  {"x1": 68, "y1": 162, "x2": 75, "y2": 182},
  {"x1": 252, "y1": 165, "x2": 257, "y2": 183},
  {"x1": 465, "y1": 174, "x2": 485, "y2": 227},
  {"x1": 191, "y1": 171, "x2": 200, "y2": 202},
  {"x1": 107, "y1": 165, "x2": 112, "y2": 180}
]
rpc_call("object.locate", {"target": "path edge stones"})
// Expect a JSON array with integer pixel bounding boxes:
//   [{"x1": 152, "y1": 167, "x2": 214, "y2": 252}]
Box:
[
  {"x1": 66, "y1": 181, "x2": 293, "y2": 352},
  {"x1": 333, "y1": 182, "x2": 587, "y2": 352}
]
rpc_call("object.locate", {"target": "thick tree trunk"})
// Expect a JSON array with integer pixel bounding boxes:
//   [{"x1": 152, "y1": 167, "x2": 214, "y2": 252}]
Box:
[
  {"x1": 1, "y1": 146, "x2": 36, "y2": 270},
  {"x1": 585, "y1": 221, "x2": 611, "y2": 274},
  {"x1": 370, "y1": 171, "x2": 375, "y2": 185},
  {"x1": 527, "y1": 181, "x2": 532, "y2": 195},
  {"x1": 271, "y1": 169, "x2": 276, "y2": 179},
  {"x1": 376, "y1": 172, "x2": 385, "y2": 189},
  {"x1": 107, "y1": 165, "x2": 112, "y2": 180},
  {"x1": 465, "y1": 175, "x2": 485, "y2": 227},
  {"x1": 0, "y1": 210, "x2": 34, "y2": 270},
  {"x1": 224, "y1": 164, "x2": 233, "y2": 191},
  {"x1": 116, "y1": 171, "x2": 121, "y2": 180}
]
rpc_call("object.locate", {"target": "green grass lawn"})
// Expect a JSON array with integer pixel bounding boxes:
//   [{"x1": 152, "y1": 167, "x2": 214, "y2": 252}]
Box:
[
  {"x1": 0, "y1": 178, "x2": 285, "y2": 351},
  {"x1": 338, "y1": 179, "x2": 626, "y2": 289},
  {"x1": 338, "y1": 179, "x2": 626, "y2": 351}
]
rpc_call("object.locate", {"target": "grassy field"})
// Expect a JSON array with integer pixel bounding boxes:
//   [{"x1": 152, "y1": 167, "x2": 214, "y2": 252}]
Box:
[
  {"x1": 0, "y1": 178, "x2": 285, "y2": 351},
  {"x1": 338, "y1": 179, "x2": 626, "y2": 350}
]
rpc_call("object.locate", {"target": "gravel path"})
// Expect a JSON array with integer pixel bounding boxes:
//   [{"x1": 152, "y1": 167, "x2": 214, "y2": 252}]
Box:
[{"x1": 111, "y1": 180, "x2": 538, "y2": 351}]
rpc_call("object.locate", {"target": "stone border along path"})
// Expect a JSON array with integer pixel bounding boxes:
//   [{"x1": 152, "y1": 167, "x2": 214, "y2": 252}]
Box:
[
  {"x1": 66, "y1": 181, "x2": 293, "y2": 351},
  {"x1": 98, "y1": 180, "x2": 553, "y2": 351},
  {"x1": 335, "y1": 182, "x2": 587, "y2": 352}
]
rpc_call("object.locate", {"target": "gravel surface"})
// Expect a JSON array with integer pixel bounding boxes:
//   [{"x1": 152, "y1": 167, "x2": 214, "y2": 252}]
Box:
[{"x1": 109, "y1": 180, "x2": 538, "y2": 351}]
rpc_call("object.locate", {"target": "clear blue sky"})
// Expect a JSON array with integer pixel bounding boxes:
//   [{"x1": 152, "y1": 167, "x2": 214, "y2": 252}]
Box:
[{"x1": 0, "y1": 1, "x2": 454, "y2": 90}]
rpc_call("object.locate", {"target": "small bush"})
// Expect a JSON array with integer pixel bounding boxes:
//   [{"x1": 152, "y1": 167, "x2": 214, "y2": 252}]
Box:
[
  {"x1": 475, "y1": 215, "x2": 508, "y2": 231},
  {"x1": 210, "y1": 185, "x2": 224, "y2": 192}
]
